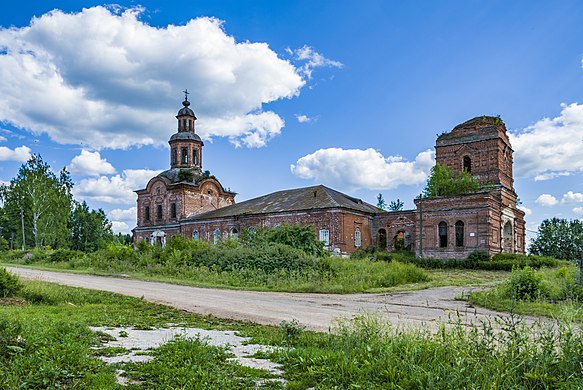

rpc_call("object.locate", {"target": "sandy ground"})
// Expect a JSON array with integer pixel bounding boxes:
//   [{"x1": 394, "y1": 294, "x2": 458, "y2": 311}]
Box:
[{"x1": 7, "y1": 266, "x2": 540, "y2": 332}]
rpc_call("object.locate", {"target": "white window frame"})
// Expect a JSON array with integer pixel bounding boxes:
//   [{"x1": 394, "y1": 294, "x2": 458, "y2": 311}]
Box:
[
  {"x1": 355, "y1": 227, "x2": 362, "y2": 248},
  {"x1": 213, "y1": 228, "x2": 221, "y2": 244},
  {"x1": 319, "y1": 229, "x2": 330, "y2": 246}
]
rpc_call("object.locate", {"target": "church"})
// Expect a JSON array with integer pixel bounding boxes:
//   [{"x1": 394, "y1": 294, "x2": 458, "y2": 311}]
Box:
[{"x1": 133, "y1": 97, "x2": 525, "y2": 258}]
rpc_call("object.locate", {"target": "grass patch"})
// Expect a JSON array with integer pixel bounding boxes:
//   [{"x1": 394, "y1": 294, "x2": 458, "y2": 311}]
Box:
[
  {"x1": 0, "y1": 273, "x2": 581, "y2": 389},
  {"x1": 123, "y1": 336, "x2": 280, "y2": 389},
  {"x1": 270, "y1": 314, "x2": 583, "y2": 389},
  {"x1": 0, "y1": 277, "x2": 284, "y2": 389},
  {"x1": 469, "y1": 265, "x2": 583, "y2": 322}
]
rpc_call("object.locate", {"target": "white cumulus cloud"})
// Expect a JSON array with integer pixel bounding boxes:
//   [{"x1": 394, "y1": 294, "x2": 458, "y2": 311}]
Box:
[
  {"x1": 69, "y1": 150, "x2": 116, "y2": 176},
  {"x1": 0, "y1": 6, "x2": 310, "y2": 149},
  {"x1": 108, "y1": 206, "x2": 136, "y2": 234},
  {"x1": 108, "y1": 206, "x2": 137, "y2": 221},
  {"x1": 74, "y1": 169, "x2": 162, "y2": 204},
  {"x1": 289, "y1": 45, "x2": 343, "y2": 79},
  {"x1": 295, "y1": 114, "x2": 312, "y2": 123},
  {"x1": 517, "y1": 205, "x2": 532, "y2": 216},
  {"x1": 291, "y1": 148, "x2": 435, "y2": 191},
  {"x1": 0, "y1": 145, "x2": 31, "y2": 162},
  {"x1": 535, "y1": 194, "x2": 558, "y2": 207},
  {"x1": 511, "y1": 103, "x2": 583, "y2": 179},
  {"x1": 561, "y1": 191, "x2": 583, "y2": 204},
  {"x1": 111, "y1": 221, "x2": 130, "y2": 234},
  {"x1": 573, "y1": 207, "x2": 583, "y2": 215}
]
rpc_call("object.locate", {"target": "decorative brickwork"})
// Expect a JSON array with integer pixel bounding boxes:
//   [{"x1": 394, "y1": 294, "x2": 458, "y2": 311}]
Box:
[
  {"x1": 133, "y1": 108, "x2": 526, "y2": 258},
  {"x1": 133, "y1": 98, "x2": 235, "y2": 244}
]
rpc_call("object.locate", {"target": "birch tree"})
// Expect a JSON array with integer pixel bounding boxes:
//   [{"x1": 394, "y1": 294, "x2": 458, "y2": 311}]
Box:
[{"x1": 5, "y1": 155, "x2": 72, "y2": 248}]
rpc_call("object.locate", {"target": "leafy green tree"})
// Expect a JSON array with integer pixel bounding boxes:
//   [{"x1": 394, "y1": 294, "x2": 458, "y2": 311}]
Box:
[
  {"x1": 3, "y1": 155, "x2": 72, "y2": 249},
  {"x1": 423, "y1": 163, "x2": 481, "y2": 198},
  {"x1": 70, "y1": 201, "x2": 113, "y2": 252},
  {"x1": 529, "y1": 218, "x2": 583, "y2": 260},
  {"x1": 376, "y1": 193, "x2": 387, "y2": 210},
  {"x1": 388, "y1": 199, "x2": 404, "y2": 211}
]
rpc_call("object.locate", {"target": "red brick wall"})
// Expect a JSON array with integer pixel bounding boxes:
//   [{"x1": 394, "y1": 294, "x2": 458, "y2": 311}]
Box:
[
  {"x1": 413, "y1": 190, "x2": 525, "y2": 258},
  {"x1": 181, "y1": 209, "x2": 373, "y2": 254},
  {"x1": 436, "y1": 121, "x2": 514, "y2": 191}
]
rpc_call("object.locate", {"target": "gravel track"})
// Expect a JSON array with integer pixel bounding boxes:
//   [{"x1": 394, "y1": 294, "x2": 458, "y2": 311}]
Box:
[{"x1": 8, "y1": 266, "x2": 538, "y2": 332}]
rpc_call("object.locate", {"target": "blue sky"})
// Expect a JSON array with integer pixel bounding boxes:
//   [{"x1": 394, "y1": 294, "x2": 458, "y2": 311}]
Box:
[{"x1": 0, "y1": 1, "x2": 582, "y2": 244}]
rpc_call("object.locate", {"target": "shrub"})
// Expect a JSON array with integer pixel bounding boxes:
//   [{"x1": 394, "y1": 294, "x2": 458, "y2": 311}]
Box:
[
  {"x1": 0, "y1": 268, "x2": 23, "y2": 298},
  {"x1": 241, "y1": 224, "x2": 327, "y2": 257},
  {"x1": 374, "y1": 251, "x2": 392, "y2": 262},
  {"x1": 100, "y1": 243, "x2": 135, "y2": 262},
  {"x1": 280, "y1": 319, "x2": 305, "y2": 346},
  {"x1": 165, "y1": 234, "x2": 208, "y2": 252},
  {"x1": 0, "y1": 237, "x2": 8, "y2": 251},
  {"x1": 507, "y1": 266, "x2": 544, "y2": 301},
  {"x1": 467, "y1": 250, "x2": 490, "y2": 262},
  {"x1": 48, "y1": 249, "x2": 85, "y2": 263}
]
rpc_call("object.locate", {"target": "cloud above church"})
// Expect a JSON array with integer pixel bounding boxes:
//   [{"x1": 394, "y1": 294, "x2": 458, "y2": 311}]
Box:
[
  {"x1": 69, "y1": 150, "x2": 116, "y2": 176},
  {"x1": 510, "y1": 103, "x2": 583, "y2": 180},
  {"x1": 0, "y1": 6, "x2": 314, "y2": 149},
  {"x1": 108, "y1": 206, "x2": 137, "y2": 234},
  {"x1": 291, "y1": 148, "x2": 434, "y2": 191},
  {"x1": 73, "y1": 168, "x2": 162, "y2": 204}
]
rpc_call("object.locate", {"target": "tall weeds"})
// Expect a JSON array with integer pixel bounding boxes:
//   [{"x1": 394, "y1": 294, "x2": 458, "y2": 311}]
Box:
[{"x1": 276, "y1": 313, "x2": 583, "y2": 389}]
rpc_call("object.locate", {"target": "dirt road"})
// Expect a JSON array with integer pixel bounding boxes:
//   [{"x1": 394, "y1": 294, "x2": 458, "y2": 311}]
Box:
[{"x1": 8, "y1": 266, "x2": 526, "y2": 332}]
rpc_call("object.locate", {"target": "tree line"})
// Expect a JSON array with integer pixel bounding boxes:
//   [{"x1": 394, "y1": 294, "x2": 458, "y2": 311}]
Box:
[{"x1": 0, "y1": 155, "x2": 129, "y2": 251}]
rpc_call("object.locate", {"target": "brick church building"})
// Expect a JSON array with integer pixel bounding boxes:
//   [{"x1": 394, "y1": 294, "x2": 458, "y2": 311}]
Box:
[{"x1": 133, "y1": 99, "x2": 525, "y2": 258}]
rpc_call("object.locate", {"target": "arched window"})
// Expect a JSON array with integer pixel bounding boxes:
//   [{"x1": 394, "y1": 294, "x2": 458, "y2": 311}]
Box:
[
  {"x1": 171, "y1": 148, "x2": 178, "y2": 165},
  {"x1": 170, "y1": 203, "x2": 177, "y2": 219},
  {"x1": 354, "y1": 227, "x2": 362, "y2": 248},
  {"x1": 156, "y1": 204, "x2": 163, "y2": 220},
  {"x1": 181, "y1": 147, "x2": 189, "y2": 164},
  {"x1": 438, "y1": 221, "x2": 448, "y2": 248},
  {"x1": 193, "y1": 149, "x2": 198, "y2": 165},
  {"x1": 144, "y1": 206, "x2": 150, "y2": 222},
  {"x1": 192, "y1": 230, "x2": 199, "y2": 240},
  {"x1": 230, "y1": 228, "x2": 238, "y2": 240},
  {"x1": 213, "y1": 228, "x2": 221, "y2": 244},
  {"x1": 502, "y1": 221, "x2": 513, "y2": 253},
  {"x1": 463, "y1": 156, "x2": 472, "y2": 173},
  {"x1": 455, "y1": 220, "x2": 464, "y2": 247}
]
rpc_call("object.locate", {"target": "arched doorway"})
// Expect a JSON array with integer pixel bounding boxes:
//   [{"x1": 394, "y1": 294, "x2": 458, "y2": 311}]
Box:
[
  {"x1": 378, "y1": 229, "x2": 387, "y2": 250},
  {"x1": 151, "y1": 230, "x2": 166, "y2": 247},
  {"x1": 393, "y1": 230, "x2": 412, "y2": 251},
  {"x1": 502, "y1": 221, "x2": 513, "y2": 253},
  {"x1": 394, "y1": 231, "x2": 405, "y2": 250}
]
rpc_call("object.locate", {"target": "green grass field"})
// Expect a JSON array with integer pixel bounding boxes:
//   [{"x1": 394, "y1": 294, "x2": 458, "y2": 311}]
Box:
[{"x1": 1, "y1": 276, "x2": 581, "y2": 389}]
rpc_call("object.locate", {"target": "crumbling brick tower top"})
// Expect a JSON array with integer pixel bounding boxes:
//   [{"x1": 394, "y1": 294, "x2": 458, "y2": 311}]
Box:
[{"x1": 435, "y1": 116, "x2": 515, "y2": 194}]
